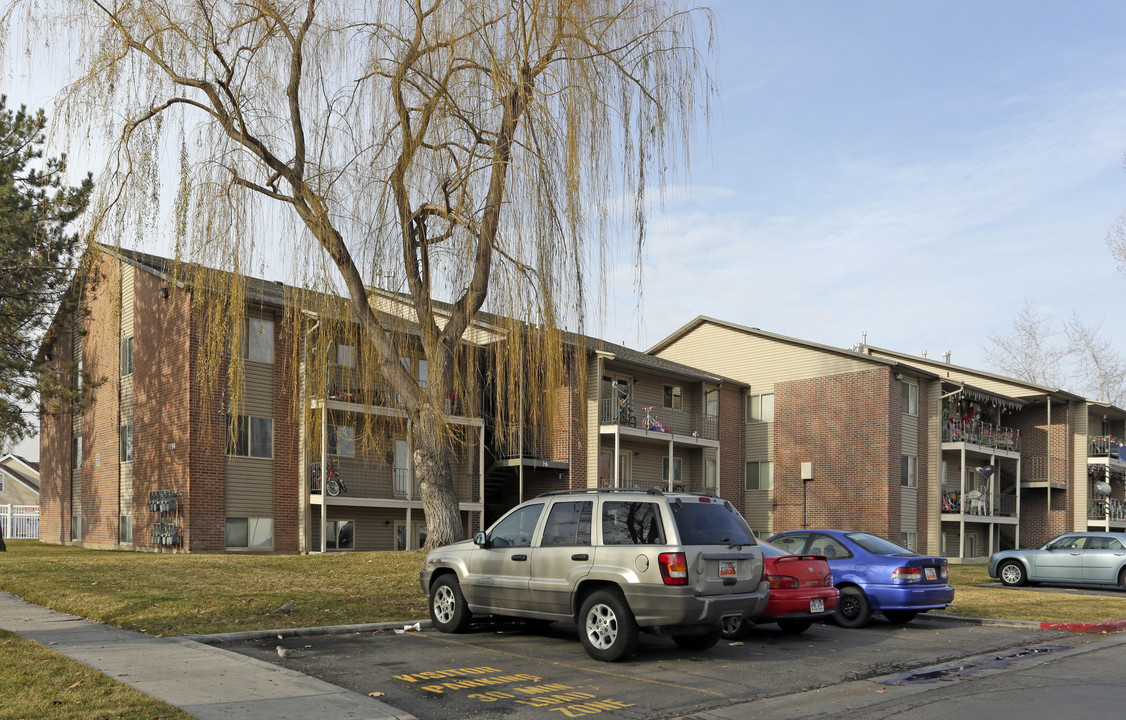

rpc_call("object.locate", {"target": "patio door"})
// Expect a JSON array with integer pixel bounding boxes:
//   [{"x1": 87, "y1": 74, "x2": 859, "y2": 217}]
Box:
[{"x1": 394, "y1": 440, "x2": 410, "y2": 497}]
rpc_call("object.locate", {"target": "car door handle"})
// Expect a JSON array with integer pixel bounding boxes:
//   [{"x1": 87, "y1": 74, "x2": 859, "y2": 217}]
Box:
[
  {"x1": 571, "y1": 554, "x2": 589, "y2": 561},
  {"x1": 511, "y1": 554, "x2": 528, "y2": 561}
]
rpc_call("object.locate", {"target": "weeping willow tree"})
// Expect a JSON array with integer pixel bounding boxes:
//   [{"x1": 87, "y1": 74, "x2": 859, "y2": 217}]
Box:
[{"x1": 6, "y1": 0, "x2": 713, "y2": 548}]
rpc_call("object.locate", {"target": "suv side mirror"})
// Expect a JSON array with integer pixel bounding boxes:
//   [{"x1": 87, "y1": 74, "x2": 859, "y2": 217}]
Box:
[{"x1": 473, "y1": 531, "x2": 490, "y2": 547}]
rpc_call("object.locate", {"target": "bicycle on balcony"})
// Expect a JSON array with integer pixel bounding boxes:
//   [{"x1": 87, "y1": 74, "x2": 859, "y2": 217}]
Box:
[
  {"x1": 642, "y1": 406, "x2": 668, "y2": 432},
  {"x1": 311, "y1": 461, "x2": 348, "y2": 497},
  {"x1": 612, "y1": 379, "x2": 636, "y2": 427}
]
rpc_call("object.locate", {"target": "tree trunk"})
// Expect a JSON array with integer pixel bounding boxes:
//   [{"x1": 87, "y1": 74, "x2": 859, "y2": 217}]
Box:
[{"x1": 414, "y1": 401, "x2": 464, "y2": 549}]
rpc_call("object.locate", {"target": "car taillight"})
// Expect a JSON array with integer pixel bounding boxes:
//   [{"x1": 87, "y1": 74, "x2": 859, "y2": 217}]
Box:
[
  {"x1": 940, "y1": 565, "x2": 948, "y2": 581},
  {"x1": 659, "y1": 552, "x2": 688, "y2": 585},
  {"x1": 767, "y1": 574, "x2": 799, "y2": 590},
  {"x1": 824, "y1": 572, "x2": 834, "y2": 587},
  {"x1": 892, "y1": 566, "x2": 922, "y2": 583}
]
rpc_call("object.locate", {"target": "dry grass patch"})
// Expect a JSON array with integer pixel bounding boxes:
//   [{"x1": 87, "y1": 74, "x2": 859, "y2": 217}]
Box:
[
  {"x1": 0, "y1": 541, "x2": 428, "y2": 636},
  {"x1": 0, "y1": 629, "x2": 193, "y2": 720},
  {"x1": 946, "y1": 563, "x2": 1126, "y2": 623}
]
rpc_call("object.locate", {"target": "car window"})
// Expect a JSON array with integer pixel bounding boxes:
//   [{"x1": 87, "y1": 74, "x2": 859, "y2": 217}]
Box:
[
  {"x1": 1047, "y1": 535, "x2": 1087, "y2": 551},
  {"x1": 670, "y1": 501, "x2": 756, "y2": 546},
  {"x1": 758, "y1": 540, "x2": 787, "y2": 558},
  {"x1": 810, "y1": 534, "x2": 853, "y2": 559},
  {"x1": 845, "y1": 532, "x2": 910, "y2": 555},
  {"x1": 771, "y1": 533, "x2": 809, "y2": 554},
  {"x1": 540, "y1": 501, "x2": 593, "y2": 546},
  {"x1": 489, "y1": 503, "x2": 545, "y2": 547},
  {"x1": 602, "y1": 501, "x2": 666, "y2": 545}
]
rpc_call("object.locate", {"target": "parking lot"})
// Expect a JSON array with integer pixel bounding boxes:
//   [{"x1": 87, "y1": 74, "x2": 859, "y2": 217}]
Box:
[{"x1": 222, "y1": 615, "x2": 1072, "y2": 720}]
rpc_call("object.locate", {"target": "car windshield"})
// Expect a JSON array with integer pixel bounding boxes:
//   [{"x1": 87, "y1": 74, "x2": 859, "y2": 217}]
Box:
[
  {"x1": 845, "y1": 532, "x2": 913, "y2": 555},
  {"x1": 671, "y1": 500, "x2": 757, "y2": 546}
]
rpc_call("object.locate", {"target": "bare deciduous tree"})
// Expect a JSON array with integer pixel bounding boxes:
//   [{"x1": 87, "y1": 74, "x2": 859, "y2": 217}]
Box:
[
  {"x1": 7, "y1": 0, "x2": 713, "y2": 547},
  {"x1": 983, "y1": 299, "x2": 1067, "y2": 387},
  {"x1": 1063, "y1": 313, "x2": 1126, "y2": 405}
]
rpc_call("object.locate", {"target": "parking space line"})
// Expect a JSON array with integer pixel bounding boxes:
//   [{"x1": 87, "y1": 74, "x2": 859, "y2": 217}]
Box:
[{"x1": 408, "y1": 632, "x2": 728, "y2": 697}]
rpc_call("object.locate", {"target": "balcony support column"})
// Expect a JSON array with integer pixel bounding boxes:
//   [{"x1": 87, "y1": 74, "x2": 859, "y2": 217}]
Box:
[
  {"x1": 320, "y1": 402, "x2": 328, "y2": 554},
  {"x1": 479, "y1": 424, "x2": 485, "y2": 532},
  {"x1": 958, "y1": 445, "x2": 966, "y2": 560},
  {"x1": 613, "y1": 428, "x2": 621, "y2": 488},
  {"x1": 667, "y1": 438, "x2": 674, "y2": 492}
]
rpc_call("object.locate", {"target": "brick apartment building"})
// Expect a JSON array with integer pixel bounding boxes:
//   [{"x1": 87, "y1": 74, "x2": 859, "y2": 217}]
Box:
[
  {"x1": 37, "y1": 245, "x2": 749, "y2": 553},
  {"x1": 652, "y1": 316, "x2": 1123, "y2": 560}
]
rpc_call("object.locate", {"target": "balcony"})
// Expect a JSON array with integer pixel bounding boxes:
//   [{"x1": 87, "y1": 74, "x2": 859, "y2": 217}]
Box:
[
  {"x1": 308, "y1": 461, "x2": 476, "y2": 504},
  {"x1": 1089, "y1": 435, "x2": 1125, "y2": 458},
  {"x1": 599, "y1": 399, "x2": 718, "y2": 441},
  {"x1": 941, "y1": 490, "x2": 1017, "y2": 518},
  {"x1": 942, "y1": 420, "x2": 1020, "y2": 453}
]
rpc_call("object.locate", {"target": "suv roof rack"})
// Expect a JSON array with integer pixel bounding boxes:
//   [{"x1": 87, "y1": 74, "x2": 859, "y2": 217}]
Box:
[{"x1": 536, "y1": 486, "x2": 665, "y2": 498}]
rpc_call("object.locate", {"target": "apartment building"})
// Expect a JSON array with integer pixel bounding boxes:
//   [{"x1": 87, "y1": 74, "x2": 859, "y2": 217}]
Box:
[
  {"x1": 652, "y1": 316, "x2": 1115, "y2": 560},
  {"x1": 37, "y1": 246, "x2": 749, "y2": 553}
]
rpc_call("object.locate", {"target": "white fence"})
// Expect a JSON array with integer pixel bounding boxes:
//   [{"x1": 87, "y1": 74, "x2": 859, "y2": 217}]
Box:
[{"x1": 0, "y1": 504, "x2": 39, "y2": 539}]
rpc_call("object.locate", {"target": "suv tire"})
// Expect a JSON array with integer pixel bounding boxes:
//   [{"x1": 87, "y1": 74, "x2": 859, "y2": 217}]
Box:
[
  {"x1": 429, "y1": 574, "x2": 473, "y2": 633},
  {"x1": 579, "y1": 588, "x2": 638, "y2": 662}
]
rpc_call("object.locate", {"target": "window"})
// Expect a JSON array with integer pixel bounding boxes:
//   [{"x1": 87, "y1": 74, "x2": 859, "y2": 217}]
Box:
[
  {"x1": 120, "y1": 515, "x2": 133, "y2": 544},
  {"x1": 120, "y1": 336, "x2": 134, "y2": 376},
  {"x1": 225, "y1": 517, "x2": 274, "y2": 549},
  {"x1": 705, "y1": 390, "x2": 719, "y2": 418},
  {"x1": 326, "y1": 520, "x2": 355, "y2": 550},
  {"x1": 336, "y1": 343, "x2": 356, "y2": 368},
  {"x1": 745, "y1": 461, "x2": 773, "y2": 491},
  {"x1": 602, "y1": 501, "x2": 665, "y2": 545},
  {"x1": 541, "y1": 501, "x2": 593, "y2": 546},
  {"x1": 228, "y1": 415, "x2": 273, "y2": 458},
  {"x1": 119, "y1": 423, "x2": 134, "y2": 462},
  {"x1": 748, "y1": 393, "x2": 774, "y2": 423},
  {"x1": 663, "y1": 385, "x2": 682, "y2": 410},
  {"x1": 0, "y1": 473, "x2": 4, "y2": 492},
  {"x1": 71, "y1": 515, "x2": 81, "y2": 540},
  {"x1": 73, "y1": 436, "x2": 82, "y2": 469},
  {"x1": 245, "y1": 317, "x2": 274, "y2": 363},
  {"x1": 901, "y1": 455, "x2": 917, "y2": 488},
  {"x1": 76, "y1": 359, "x2": 82, "y2": 390},
  {"x1": 488, "y1": 503, "x2": 544, "y2": 547},
  {"x1": 662, "y1": 457, "x2": 683, "y2": 483},
  {"x1": 902, "y1": 380, "x2": 918, "y2": 416},
  {"x1": 705, "y1": 458, "x2": 717, "y2": 490},
  {"x1": 328, "y1": 425, "x2": 355, "y2": 457},
  {"x1": 900, "y1": 532, "x2": 917, "y2": 552}
]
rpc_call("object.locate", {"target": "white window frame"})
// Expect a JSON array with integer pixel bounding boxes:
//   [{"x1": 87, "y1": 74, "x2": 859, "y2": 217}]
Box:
[
  {"x1": 120, "y1": 422, "x2": 134, "y2": 462},
  {"x1": 326, "y1": 520, "x2": 355, "y2": 550},
  {"x1": 73, "y1": 436, "x2": 82, "y2": 469},
  {"x1": 663, "y1": 385, "x2": 682, "y2": 411},
  {"x1": 705, "y1": 390, "x2": 719, "y2": 418},
  {"x1": 704, "y1": 458, "x2": 717, "y2": 490},
  {"x1": 745, "y1": 460, "x2": 774, "y2": 491},
  {"x1": 662, "y1": 457, "x2": 683, "y2": 483},
  {"x1": 748, "y1": 393, "x2": 774, "y2": 423},
  {"x1": 246, "y1": 317, "x2": 274, "y2": 363},
  {"x1": 336, "y1": 343, "x2": 356, "y2": 368},
  {"x1": 228, "y1": 414, "x2": 274, "y2": 459},
  {"x1": 120, "y1": 336, "x2": 134, "y2": 376},
  {"x1": 902, "y1": 454, "x2": 917, "y2": 488},
  {"x1": 901, "y1": 531, "x2": 917, "y2": 552},
  {"x1": 225, "y1": 517, "x2": 274, "y2": 549},
  {"x1": 328, "y1": 424, "x2": 355, "y2": 457},
  {"x1": 902, "y1": 380, "x2": 918, "y2": 416}
]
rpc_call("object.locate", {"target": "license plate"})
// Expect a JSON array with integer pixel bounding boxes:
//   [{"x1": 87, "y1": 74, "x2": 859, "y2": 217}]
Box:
[
  {"x1": 810, "y1": 598, "x2": 824, "y2": 613},
  {"x1": 924, "y1": 567, "x2": 937, "y2": 581},
  {"x1": 719, "y1": 561, "x2": 737, "y2": 578}
]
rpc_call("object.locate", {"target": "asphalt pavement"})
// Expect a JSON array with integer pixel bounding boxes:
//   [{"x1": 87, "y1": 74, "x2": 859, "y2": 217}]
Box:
[{"x1": 3, "y1": 588, "x2": 1126, "y2": 720}]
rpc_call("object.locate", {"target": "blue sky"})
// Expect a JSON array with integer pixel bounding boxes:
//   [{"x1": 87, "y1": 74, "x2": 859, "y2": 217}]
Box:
[
  {"x1": 8, "y1": 1, "x2": 1126, "y2": 459},
  {"x1": 596, "y1": 0, "x2": 1126, "y2": 369}
]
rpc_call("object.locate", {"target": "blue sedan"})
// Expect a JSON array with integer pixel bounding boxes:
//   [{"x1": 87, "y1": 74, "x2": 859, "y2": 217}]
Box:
[
  {"x1": 988, "y1": 532, "x2": 1126, "y2": 589},
  {"x1": 767, "y1": 529, "x2": 955, "y2": 628}
]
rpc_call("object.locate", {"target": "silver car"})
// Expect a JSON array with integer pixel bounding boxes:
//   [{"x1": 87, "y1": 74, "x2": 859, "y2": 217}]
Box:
[
  {"x1": 420, "y1": 488, "x2": 770, "y2": 661},
  {"x1": 988, "y1": 532, "x2": 1126, "y2": 589}
]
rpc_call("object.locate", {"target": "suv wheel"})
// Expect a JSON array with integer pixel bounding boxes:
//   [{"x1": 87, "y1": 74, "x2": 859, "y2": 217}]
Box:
[
  {"x1": 720, "y1": 615, "x2": 748, "y2": 640},
  {"x1": 429, "y1": 574, "x2": 473, "y2": 633},
  {"x1": 579, "y1": 588, "x2": 638, "y2": 662}
]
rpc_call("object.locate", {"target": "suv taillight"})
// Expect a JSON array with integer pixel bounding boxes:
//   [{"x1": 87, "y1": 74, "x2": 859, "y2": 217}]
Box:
[
  {"x1": 891, "y1": 566, "x2": 922, "y2": 583},
  {"x1": 659, "y1": 552, "x2": 688, "y2": 585}
]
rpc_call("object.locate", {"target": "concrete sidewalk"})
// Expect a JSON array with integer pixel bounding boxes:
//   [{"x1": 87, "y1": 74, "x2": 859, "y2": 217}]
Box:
[{"x1": 0, "y1": 591, "x2": 417, "y2": 720}]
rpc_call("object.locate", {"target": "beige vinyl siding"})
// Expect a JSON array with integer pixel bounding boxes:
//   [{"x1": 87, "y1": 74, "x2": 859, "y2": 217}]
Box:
[
  {"x1": 746, "y1": 422, "x2": 772, "y2": 459},
  {"x1": 243, "y1": 361, "x2": 274, "y2": 417},
  {"x1": 656, "y1": 323, "x2": 876, "y2": 389},
  {"x1": 901, "y1": 413, "x2": 918, "y2": 455},
  {"x1": 586, "y1": 355, "x2": 601, "y2": 489},
  {"x1": 0, "y1": 473, "x2": 39, "y2": 505},
  {"x1": 744, "y1": 490, "x2": 773, "y2": 537},
  {"x1": 1073, "y1": 405, "x2": 1089, "y2": 529},
  {"x1": 71, "y1": 469, "x2": 81, "y2": 516},
  {"x1": 226, "y1": 457, "x2": 274, "y2": 516},
  {"x1": 900, "y1": 487, "x2": 917, "y2": 536},
  {"x1": 121, "y1": 263, "x2": 135, "y2": 332}
]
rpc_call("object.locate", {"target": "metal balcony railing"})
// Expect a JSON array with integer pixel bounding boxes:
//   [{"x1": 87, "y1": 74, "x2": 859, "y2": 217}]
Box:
[
  {"x1": 308, "y1": 462, "x2": 474, "y2": 503},
  {"x1": 943, "y1": 420, "x2": 1020, "y2": 452},
  {"x1": 1089, "y1": 435, "x2": 1125, "y2": 458},
  {"x1": 940, "y1": 490, "x2": 1016, "y2": 517},
  {"x1": 1088, "y1": 497, "x2": 1126, "y2": 521},
  {"x1": 598, "y1": 398, "x2": 719, "y2": 440}
]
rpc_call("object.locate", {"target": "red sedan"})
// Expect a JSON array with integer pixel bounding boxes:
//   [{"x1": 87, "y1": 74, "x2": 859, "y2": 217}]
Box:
[{"x1": 721, "y1": 540, "x2": 839, "y2": 637}]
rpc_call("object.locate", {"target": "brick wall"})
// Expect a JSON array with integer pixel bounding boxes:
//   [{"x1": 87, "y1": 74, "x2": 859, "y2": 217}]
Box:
[
  {"x1": 272, "y1": 305, "x2": 299, "y2": 552},
  {"x1": 718, "y1": 383, "x2": 746, "y2": 507},
  {"x1": 38, "y1": 313, "x2": 76, "y2": 545},
  {"x1": 188, "y1": 306, "x2": 229, "y2": 551},
  {"x1": 774, "y1": 368, "x2": 897, "y2": 536}
]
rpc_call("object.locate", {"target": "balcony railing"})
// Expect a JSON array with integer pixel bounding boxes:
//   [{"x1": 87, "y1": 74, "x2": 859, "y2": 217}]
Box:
[
  {"x1": 1089, "y1": 435, "x2": 1125, "y2": 458},
  {"x1": 1088, "y1": 497, "x2": 1126, "y2": 522},
  {"x1": 322, "y1": 385, "x2": 476, "y2": 416},
  {"x1": 309, "y1": 462, "x2": 475, "y2": 503},
  {"x1": 598, "y1": 398, "x2": 719, "y2": 441},
  {"x1": 942, "y1": 420, "x2": 1020, "y2": 452},
  {"x1": 941, "y1": 490, "x2": 1016, "y2": 518}
]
